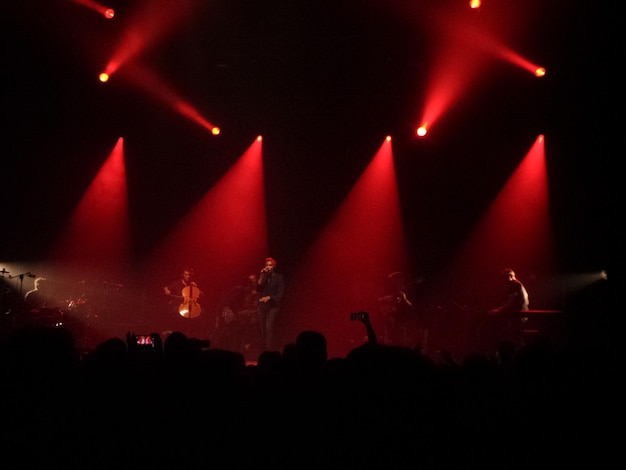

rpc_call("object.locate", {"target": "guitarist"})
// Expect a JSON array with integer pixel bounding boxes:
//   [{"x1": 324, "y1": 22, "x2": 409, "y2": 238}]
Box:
[{"x1": 163, "y1": 268, "x2": 203, "y2": 318}]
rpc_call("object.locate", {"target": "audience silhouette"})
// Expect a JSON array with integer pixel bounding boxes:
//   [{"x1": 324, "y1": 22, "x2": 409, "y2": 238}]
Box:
[{"x1": 0, "y1": 305, "x2": 620, "y2": 468}]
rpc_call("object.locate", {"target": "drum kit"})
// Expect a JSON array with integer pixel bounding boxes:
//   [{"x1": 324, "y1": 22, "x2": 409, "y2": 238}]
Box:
[
  {"x1": 213, "y1": 306, "x2": 259, "y2": 354},
  {"x1": 0, "y1": 271, "x2": 124, "y2": 350},
  {"x1": 66, "y1": 295, "x2": 94, "y2": 318},
  {"x1": 25, "y1": 287, "x2": 96, "y2": 330},
  {"x1": 26, "y1": 307, "x2": 66, "y2": 328}
]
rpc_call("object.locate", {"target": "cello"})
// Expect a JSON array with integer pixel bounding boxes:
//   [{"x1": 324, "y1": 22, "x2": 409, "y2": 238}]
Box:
[{"x1": 179, "y1": 284, "x2": 201, "y2": 318}]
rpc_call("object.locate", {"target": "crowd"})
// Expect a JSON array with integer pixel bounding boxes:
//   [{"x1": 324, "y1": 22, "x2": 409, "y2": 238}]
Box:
[{"x1": 0, "y1": 310, "x2": 622, "y2": 469}]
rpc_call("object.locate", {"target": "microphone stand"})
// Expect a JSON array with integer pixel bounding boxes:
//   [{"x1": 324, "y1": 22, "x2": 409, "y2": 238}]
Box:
[
  {"x1": 6, "y1": 272, "x2": 36, "y2": 331},
  {"x1": 1, "y1": 268, "x2": 10, "y2": 333},
  {"x1": 8, "y1": 272, "x2": 37, "y2": 298}
]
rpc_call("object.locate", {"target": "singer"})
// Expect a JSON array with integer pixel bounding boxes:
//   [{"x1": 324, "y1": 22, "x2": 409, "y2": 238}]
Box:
[{"x1": 256, "y1": 257, "x2": 284, "y2": 351}]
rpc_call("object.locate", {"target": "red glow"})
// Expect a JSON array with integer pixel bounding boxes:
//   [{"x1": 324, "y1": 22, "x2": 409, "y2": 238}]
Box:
[
  {"x1": 49, "y1": 138, "x2": 130, "y2": 276},
  {"x1": 69, "y1": 0, "x2": 112, "y2": 18},
  {"x1": 283, "y1": 139, "x2": 409, "y2": 357},
  {"x1": 495, "y1": 45, "x2": 546, "y2": 76},
  {"x1": 175, "y1": 101, "x2": 219, "y2": 133},
  {"x1": 142, "y1": 139, "x2": 267, "y2": 337},
  {"x1": 417, "y1": 18, "x2": 490, "y2": 137},
  {"x1": 438, "y1": 135, "x2": 554, "y2": 314},
  {"x1": 102, "y1": 0, "x2": 203, "y2": 78},
  {"x1": 121, "y1": 62, "x2": 219, "y2": 132},
  {"x1": 415, "y1": 3, "x2": 542, "y2": 132}
]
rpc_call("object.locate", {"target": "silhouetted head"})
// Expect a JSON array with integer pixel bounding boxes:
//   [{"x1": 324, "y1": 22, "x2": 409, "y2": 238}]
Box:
[
  {"x1": 295, "y1": 330, "x2": 328, "y2": 370},
  {"x1": 33, "y1": 277, "x2": 48, "y2": 290},
  {"x1": 501, "y1": 268, "x2": 516, "y2": 281},
  {"x1": 163, "y1": 331, "x2": 191, "y2": 359}
]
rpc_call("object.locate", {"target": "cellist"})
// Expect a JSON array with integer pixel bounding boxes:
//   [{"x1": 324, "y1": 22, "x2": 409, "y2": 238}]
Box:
[{"x1": 163, "y1": 268, "x2": 203, "y2": 319}]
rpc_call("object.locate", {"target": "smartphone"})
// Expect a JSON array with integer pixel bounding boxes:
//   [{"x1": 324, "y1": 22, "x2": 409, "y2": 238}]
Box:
[
  {"x1": 135, "y1": 334, "x2": 155, "y2": 346},
  {"x1": 350, "y1": 312, "x2": 366, "y2": 321}
]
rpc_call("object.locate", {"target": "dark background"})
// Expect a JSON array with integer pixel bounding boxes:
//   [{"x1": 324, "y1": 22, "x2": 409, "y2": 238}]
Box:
[{"x1": 1, "y1": 1, "x2": 619, "y2": 327}]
